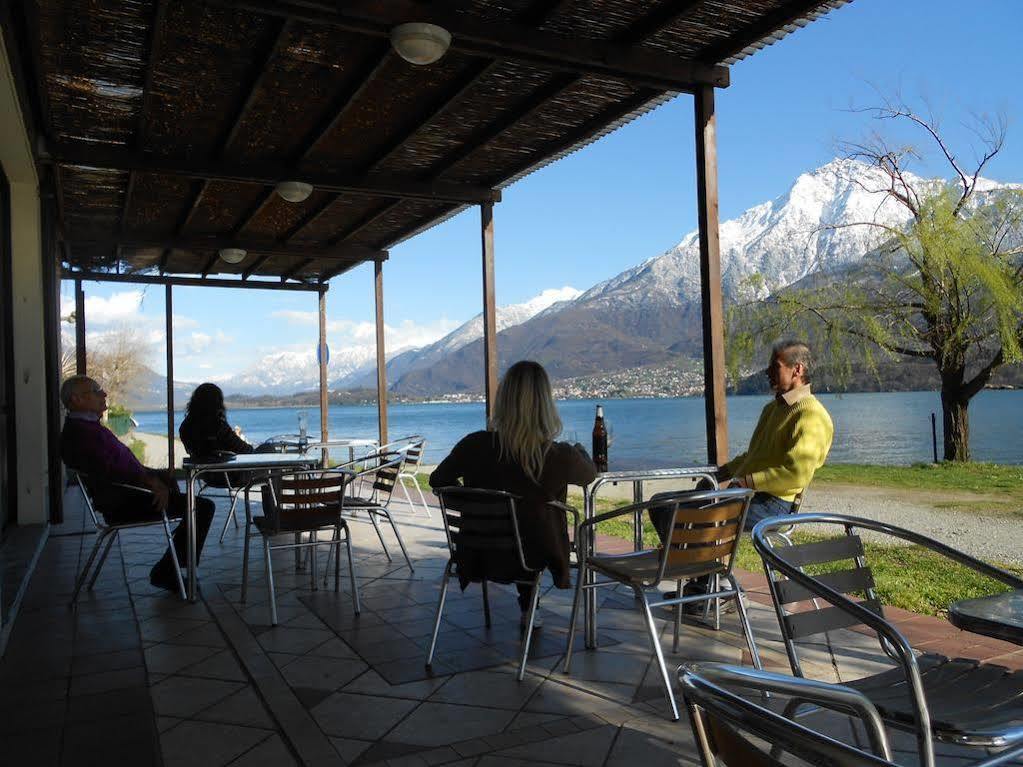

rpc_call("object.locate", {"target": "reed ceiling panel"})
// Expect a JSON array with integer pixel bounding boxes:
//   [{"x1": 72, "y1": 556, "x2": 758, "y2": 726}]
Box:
[
  {"x1": 179, "y1": 181, "x2": 270, "y2": 236},
  {"x1": 124, "y1": 172, "x2": 196, "y2": 235}
]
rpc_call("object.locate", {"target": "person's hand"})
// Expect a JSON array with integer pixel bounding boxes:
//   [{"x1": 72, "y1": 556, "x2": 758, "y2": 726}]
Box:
[{"x1": 145, "y1": 474, "x2": 170, "y2": 512}]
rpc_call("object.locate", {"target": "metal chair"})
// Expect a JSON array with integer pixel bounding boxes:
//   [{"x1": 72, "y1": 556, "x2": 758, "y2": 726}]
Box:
[
  {"x1": 680, "y1": 662, "x2": 897, "y2": 766},
  {"x1": 241, "y1": 468, "x2": 359, "y2": 625},
  {"x1": 70, "y1": 472, "x2": 186, "y2": 603},
  {"x1": 334, "y1": 450, "x2": 414, "y2": 571},
  {"x1": 396, "y1": 437, "x2": 430, "y2": 517},
  {"x1": 427, "y1": 488, "x2": 578, "y2": 680},
  {"x1": 200, "y1": 473, "x2": 243, "y2": 544},
  {"x1": 753, "y1": 513, "x2": 1023, "y2": 767},
  {"x1": 564, "y1": 487, "x2": 762, "y2": 720}
]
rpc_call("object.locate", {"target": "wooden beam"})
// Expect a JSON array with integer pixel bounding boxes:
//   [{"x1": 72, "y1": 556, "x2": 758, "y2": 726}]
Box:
[
  {"x1": 694, "y1": 85, "x2": 727, "y2": 465},
  {"x1": 321, "y1": 250, "x2": 388, "y2": 282},
  {"x1": 43, "y1": 143, "x2": 500, "y2": 204},
  {"x1": 66, "y1": 236, "x2": 384, "y2": 262},
  {"x1": 697, "y1": 0, "x2": 826, "y2": 63},
  {"x1": 219, "y1": 0, "x2": 729, "y2": 92},
  {"x1": 67, "y1": 270, "x2": 328, "y2": 293},
  {"x1": 158, "y1": 249, "x2": 171, "y2": 274},
  {"x1": 616, "y1": 0, "x2": 707, "y2": 46},
  {"x1": 318, "y1": 290, "x2": 329, "y2": 460},
  {"x1": 74, "y1": 279, "x2": 86, "y2": 374},
  {"x1": 373, "y1": 260, "x2": 388, "y2": 445},
  {"x1": 199, "y1": 253, "x2": 219, "y2": 278},
  {"x1": 328, "y1": 200, "x2": 402, "y2": 247},
  {"x1": 480, "y1": 202, "x2": 498, "y2": 423},
  {"x1": 165, "y1": 284, "x2": 176, "y2": 469},
  {"x1": 282, "y1": 196, "x2": 338, "y2": 242},
  {"x1": 281, "y1": 257, "x2": 313, "y2": 281},
  {"x1": 242, "y1": 254, "x2": 272, "y2": 279}
]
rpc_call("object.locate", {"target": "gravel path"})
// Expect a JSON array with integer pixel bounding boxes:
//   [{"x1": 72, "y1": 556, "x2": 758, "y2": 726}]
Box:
[{"x1": 803, "y1": 483, "x2": 1023, "y2": 565}]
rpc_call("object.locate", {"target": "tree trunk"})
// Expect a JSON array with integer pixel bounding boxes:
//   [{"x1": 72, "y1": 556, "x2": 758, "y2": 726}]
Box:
[{"x1": 940, "y1": 390, "x2": 970, "y2": 462}]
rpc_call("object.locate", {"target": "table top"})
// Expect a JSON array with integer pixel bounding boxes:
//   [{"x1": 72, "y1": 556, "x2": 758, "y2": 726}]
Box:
[
  {"x1": 949, "y1": 588, "x2": 1023, "y2": 645},
  {"x1": 183, "y1": 453, "x2": 317, "y2": 471}
]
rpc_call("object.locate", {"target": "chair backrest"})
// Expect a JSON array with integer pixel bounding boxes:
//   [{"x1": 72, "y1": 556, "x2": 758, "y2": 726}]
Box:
[
  {"x1": 434, "y1": 487, "x2": 534, "y2": 573},
  {"x1": 680, "y1": 664, "x2": 894, "y2": 767},
  {"x1": 367, "y1": 452, "x2": 403, "y2": 499},
  {"x1": 73, "y1": 471, "x2": 105, "y2": 528},
  {"x1": 263, "y1": 469, "x2": 352, "y2": 533},
  {"x1": 655, "y1": 487, "x2": 752, "y2": 584},
  {"x1": 401, "y1": 438, "x2": 426, "y2": 472}
]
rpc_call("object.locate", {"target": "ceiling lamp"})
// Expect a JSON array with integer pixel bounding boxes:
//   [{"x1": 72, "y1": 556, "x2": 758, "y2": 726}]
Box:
[
  {"x1": 218, "y1": 247, "x2": 247, "y2": 264},
  {"x1": 390, "y1": 22, "x2": 451, "y2": 65},
  {"x1": 275, "y1": 180, "x2": 313, "y2": 203}
]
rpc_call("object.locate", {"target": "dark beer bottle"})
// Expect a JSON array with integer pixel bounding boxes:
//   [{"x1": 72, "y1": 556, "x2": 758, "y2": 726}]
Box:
[{"x1": 592, "y1": 404, "x2": 608, "y2": 473}]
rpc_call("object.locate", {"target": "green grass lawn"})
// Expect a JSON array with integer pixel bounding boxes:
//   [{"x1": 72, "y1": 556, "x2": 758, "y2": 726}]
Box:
[{"x1": 816, "y1": 462, "x2": 1023, "y2": 497}]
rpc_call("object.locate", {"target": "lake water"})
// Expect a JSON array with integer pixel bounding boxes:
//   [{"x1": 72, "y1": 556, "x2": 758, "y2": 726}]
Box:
[{"x1": 134, "y1": 390, "x2": 1023, "y2": 469}]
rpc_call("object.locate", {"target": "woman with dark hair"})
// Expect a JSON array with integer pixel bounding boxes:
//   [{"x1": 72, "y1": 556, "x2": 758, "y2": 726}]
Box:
[
  {"x1": 179, "y1": 383, "x2": 254, "y2": 488},
  {"x1": 430, "y1": 360, "x2": 597, "y2": 626}
]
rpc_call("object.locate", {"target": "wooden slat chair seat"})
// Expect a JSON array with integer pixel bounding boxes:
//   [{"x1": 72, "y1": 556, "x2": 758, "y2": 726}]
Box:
[
  {"x1": 427, "y1": 487, "x2": 579, "y2": 680},
  {"x1": 752, "y1": 513, "x2": 1023, "y2": 767},
  {"x1": 564, "y1": 488, "x2": 763, "y2": 721},
  {"x1": 334, "y1": 451, "x2": 414, "y2": 571},
  {"x1": 241, "y1": 468, "x2": 359, "y2": 625}
]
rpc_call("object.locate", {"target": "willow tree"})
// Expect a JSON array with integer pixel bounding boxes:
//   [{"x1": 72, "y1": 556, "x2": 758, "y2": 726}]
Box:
[{"x1": 730, "y1": 103, "x2": 1023, "y2": 461}]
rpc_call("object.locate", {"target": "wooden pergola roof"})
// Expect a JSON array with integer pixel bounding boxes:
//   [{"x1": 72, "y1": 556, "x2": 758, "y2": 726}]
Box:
[{"x1": 14, "y1": 0, "x2": 848, "y2": 286}]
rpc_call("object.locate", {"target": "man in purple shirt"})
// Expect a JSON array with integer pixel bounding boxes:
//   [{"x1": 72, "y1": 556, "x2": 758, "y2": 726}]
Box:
[{"x1": 60, "y1": 375, "x2": 214, "y2": 592}]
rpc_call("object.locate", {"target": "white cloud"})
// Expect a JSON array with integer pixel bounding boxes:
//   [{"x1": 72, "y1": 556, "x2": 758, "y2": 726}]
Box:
[
  {"x1": 270, "y1": 310, "x2": 461, "y2": 353},
  {"x1": 180, "y1": 330, "x2": 232, "y2": 356},
  {"x1": 60, "y1": 290, "x2": 144, "y2": 325}
]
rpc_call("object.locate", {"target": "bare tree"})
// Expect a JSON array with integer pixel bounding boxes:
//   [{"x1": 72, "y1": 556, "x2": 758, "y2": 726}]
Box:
[{"x1": 731, "y1": 98, "x2": 1023, "y2": 461}]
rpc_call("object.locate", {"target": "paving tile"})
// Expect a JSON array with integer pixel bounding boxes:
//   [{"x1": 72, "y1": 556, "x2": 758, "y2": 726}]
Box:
[
  {"x1": 69, "y1": 666, "x2": 148, "y2": 697},
  {"x1": 195, "y1": 686, "x2": 275, "y2": 729},
  {"x1": 492, "y1": 726, "x2": 618, "y2": 766},
  {"x1": 256, "y1": 626, "x2": 336, "y2": 655},
  {"x1": 343, "y1": 668, "x2": 451, "y2": 701},
  {"x1": 180, "y1": 649, "x2": 250, "y2": 682},
  {"x1": 0, "y1": 725, "x2": 63, "y2": 767},
  {"x1": 305, "y1": 636, "x2": 361, "y2": 660},
  {"x1": 164, "y1": 622, "x2": 229, "y2": 648},
  {"x1": 385, "y1": 701, "x2": 516, "y2": 748},
  {"x1": 310, "y1": 692, "x2": 419, "y2": 739},
  {"x1": 65, "y1": 686, "x2": 153, "y2": 724},
  {"x1": 279, "y1": 654, "x2": 368, "y2": 691},
  {"x1": 226, "y1": 734, "x2": 298, "y2": 766},
  {"x1": 329, "y1": 736, "x2": 374, "y2": 764},
  {"x1": 160, "y1": 720, "x2": 273, "y2": 767},
  {"x1": 428, "y1": 670, "x2": 543, "y2": 710},
  {"x1": 146, "y1": 643, "x2": 223, "y2": 675},
  {"x1": 151, "y1": 675, "x2": 246, "y2": 718},
  {"x1": 70, "y1": 647, "x2": 145, "y2": 676}
]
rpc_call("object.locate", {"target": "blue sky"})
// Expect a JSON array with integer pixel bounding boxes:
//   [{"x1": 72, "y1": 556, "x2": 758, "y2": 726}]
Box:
[{"x1": 64, "y1": 0, "x2": 1023, "y2": 383}]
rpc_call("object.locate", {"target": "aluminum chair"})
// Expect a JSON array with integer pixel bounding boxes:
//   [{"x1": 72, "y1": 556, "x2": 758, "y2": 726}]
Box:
[
  {"x1": 199, "y1": 473, "x2": 243, "y2": 544},
  {"x1": 70, "y1": 471, "x2": 186, "y2": 603},
  {"x1": 241, "y1": 468, "x2": 359, "y2": 625},
  {"x1": 394, "y1": 436, "x2": 430, "y2": 517},
  {"x1": 753, "y1": 513, "x2": 1023, "y2": 767},
  {"x1": 680, "y1": 662, "x2": 897, "y2": 766},
  {"x1": 427, "y1": 487, "x2": 578, "y2": 680},
  {"x1": 564, "y1": 487, "x2": 762, "y2": 720}
]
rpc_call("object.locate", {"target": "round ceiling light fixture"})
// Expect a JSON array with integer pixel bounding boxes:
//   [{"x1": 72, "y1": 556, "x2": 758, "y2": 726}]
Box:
[
  {"x1": 218, "y1": 247, "x2": 247, "y2": 264},
  {"x1": 275, "y1": 180, "x2": 314, "y2": 203},
  {"x1": 390, "y1": 22, "x2": 452, "y2": 65}
]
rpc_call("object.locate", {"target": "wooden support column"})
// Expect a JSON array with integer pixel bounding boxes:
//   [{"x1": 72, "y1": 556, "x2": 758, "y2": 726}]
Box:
[
  {"x1": 695, "y1": 84, "x2": 728, "y2": 465},
  {"x1": 373, "y1": 260, "x2": 388, "y2": 445},
  {"x1": 317, "y1": 288, "x2": 329, "y2": 465},
  {"x1": 480, "y1": 202, "x2": 498, "y2": 424},
  {"x1": 165, "y1": 285, "x2": 175, "y2": 469},
  {"x1": 74, "y1": 279, "x2": 86, "y2": 374}
]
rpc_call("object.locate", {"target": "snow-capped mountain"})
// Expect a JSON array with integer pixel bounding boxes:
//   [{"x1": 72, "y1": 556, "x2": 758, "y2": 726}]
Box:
[
  {"x1": 391, "y1": 159, "x2": 1016, "y2": 394},
  {"x1": 343, "y1": 286, "x2": 581, "y2": 390},
  {"x1": 221, "y1": 346, "x2": 379, "y2": 395}
]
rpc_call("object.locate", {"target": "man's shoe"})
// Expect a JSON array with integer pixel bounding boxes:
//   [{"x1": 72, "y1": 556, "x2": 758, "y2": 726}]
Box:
[
  {"x1": 520, "y1": 611, "x2": 543, "y2": 631},
  {"x1": 149, "y1": 568, "x2": 181, "y2": 593}
]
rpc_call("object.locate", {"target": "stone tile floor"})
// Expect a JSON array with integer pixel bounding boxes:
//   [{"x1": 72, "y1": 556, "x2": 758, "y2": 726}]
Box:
[{"x1": 1, "y1": 485, "x2": 1021, "y2": 766}]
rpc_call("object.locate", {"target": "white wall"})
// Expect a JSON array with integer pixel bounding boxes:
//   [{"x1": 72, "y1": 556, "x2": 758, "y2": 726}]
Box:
[{"x1": 1, "y1": 29, "x2": 49, "y2": 525}]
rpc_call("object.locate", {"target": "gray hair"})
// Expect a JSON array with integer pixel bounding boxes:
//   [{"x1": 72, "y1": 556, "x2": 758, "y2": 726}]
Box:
[
  {"x1": 490, "y1": 360, "x2": 562, "y2": 482},
  {"x1": 60, "y1": 375, "x2": 92, "y2": 409},
  {"x1": 772, "y1": 340, "x2": 812, "y2": 383}
]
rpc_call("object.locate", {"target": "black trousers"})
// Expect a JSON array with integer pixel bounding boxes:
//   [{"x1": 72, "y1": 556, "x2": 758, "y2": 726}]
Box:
[{"x1": 96, "y1": 480, "x2": 215, "y2": 578}]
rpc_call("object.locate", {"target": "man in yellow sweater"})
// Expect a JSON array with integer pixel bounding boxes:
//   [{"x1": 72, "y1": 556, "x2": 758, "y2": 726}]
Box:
[{"x1": 653, "y1": 340, "x2": 833, "y2": 606}]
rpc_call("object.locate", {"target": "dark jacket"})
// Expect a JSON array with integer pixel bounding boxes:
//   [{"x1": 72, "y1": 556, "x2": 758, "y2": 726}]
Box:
[
  {"x1": 429, "y1": 430, "x2": 597, "y2": 589},
  {"x1": 179, "y1": 414, "x2": 254, "y2": 488}
]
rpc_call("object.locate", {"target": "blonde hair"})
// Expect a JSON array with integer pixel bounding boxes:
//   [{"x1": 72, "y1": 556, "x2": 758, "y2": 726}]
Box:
[{"x1": 490, "y1": 360, "x2": 562, "y2": 481}]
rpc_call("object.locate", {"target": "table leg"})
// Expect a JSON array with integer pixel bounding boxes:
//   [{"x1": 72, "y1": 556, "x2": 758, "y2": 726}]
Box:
[
  {"x1": 187, "y1": 471, "x2": 197, "y2": 602},
  {"x1": 632, "y1": 480, "x2": 644, "y2": 552},
  {"x1": 584, "y1": 491, "x2": 595, "y2": 649}
]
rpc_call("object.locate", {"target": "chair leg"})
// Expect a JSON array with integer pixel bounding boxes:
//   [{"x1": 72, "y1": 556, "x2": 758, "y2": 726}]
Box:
[
  {"x1": 518, "y1": 576, "x2": 542, "y2": 681},
  {"x1": 218, "y1": 500, "x2": 237, "y2": 544},
  {"x1": 310, "y1": 531, "x2": 318, "y2": 591},
  {"x1": 415, "y1": 480, "x2": 431, "y2": 519},
  {"x1": 563, "y1": 556, "x2": 586, "y2": 673},
  {"x1": 88, "y1": 532, "x2": 119, "y2": 590},
  {"x1": 229, "y1": 491, "x2": 239, "y2": 528},
  {"x1": 380, "y1": 510, "x2": 414, "y2": 571},
  {"x1": 163, "y1": 517, "x2": 187, "y2": 601},
  {"x1": 672, "y1": 578, "x2": 682, "y2": 653},
  {"x1": 729, "y1": 575, "x2": 763, "y2": 670},
  {"x1": 713, "y1": 573, "x2": 721, "y2": 631},
  {"x1": 333, "y1": 526, "x2": 341, "y2": 593},
  {"x1": 264, "y1": 538, "x2": 279, "y2": 626},
  {"x1": 482, "y1": 579, "x2": 492, "y2": 628},
  {"x1": 426, "y1": 562, "x2": 452, "y2": 666},
  {"x1": 71, "y1": 532, "x2": 107, "y2": 606},
  {"x1": 344, "y1": 528, "x2": 360, "y2": 615},
  {"x1": 367, "y1": 511, "x2": 392, "y2": 561},
  {"x1": 399, "y1": 476, "x2": 416, "y2": 513},
  {"x1": 241, "y1": 519, "x2": 252, "y2": 603},
  {"x1": 637, "y1": 585, "x2": 680, "y2": 721}
]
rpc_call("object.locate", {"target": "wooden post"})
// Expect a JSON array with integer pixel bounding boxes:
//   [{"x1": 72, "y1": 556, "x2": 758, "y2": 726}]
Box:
[
  {"x1": 374, "y1": 260, "x2": 388, "y2": 446},
  {"x1": 695, "y1": 85, "x2": 728, "y2": 465},
  {"x1": 74, "y1": 279, "x2": 86, "y2": 374},
  {"x1": 318, "y1": 288, "x2": 329, "y2": 465},
  {"x1": 165, "y1": 284, "x2": 175, "y2": 470},
  {"x1": 480, "y1": 202, "x2": 498, "y2": 425}
]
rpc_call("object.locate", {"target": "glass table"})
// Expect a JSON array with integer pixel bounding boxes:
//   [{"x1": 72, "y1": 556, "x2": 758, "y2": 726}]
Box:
[{"x1": 949, "y1": 589, "x2": 1023, "y2": 645}]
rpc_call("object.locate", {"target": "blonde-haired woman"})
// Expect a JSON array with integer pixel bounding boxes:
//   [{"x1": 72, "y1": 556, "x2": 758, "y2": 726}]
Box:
[{"x1": 430, "y1": 360, "x2": 597, "y2": 625}]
